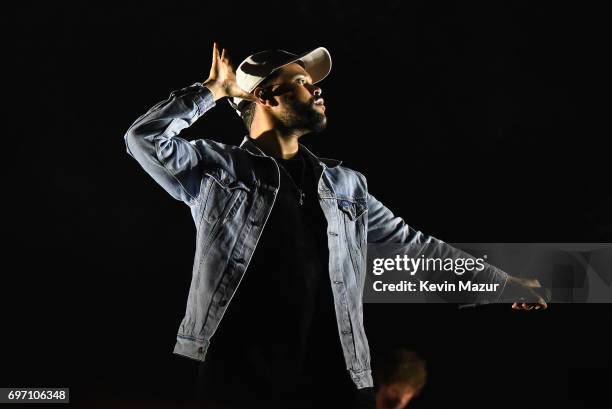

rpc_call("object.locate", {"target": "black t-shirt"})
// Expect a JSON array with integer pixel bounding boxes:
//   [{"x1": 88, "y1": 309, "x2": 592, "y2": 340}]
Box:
[{"x1": 196, "y1": 148, "x2": 354, "y2": 405}]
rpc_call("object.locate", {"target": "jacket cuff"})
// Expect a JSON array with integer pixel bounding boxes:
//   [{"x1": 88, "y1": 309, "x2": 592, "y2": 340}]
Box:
[
  {"x1": 192, "y1": 82, "x2": 216, "y2": 115},
  {"x1": 168, "y1": 82, "x2": 216, "y2": 116}
]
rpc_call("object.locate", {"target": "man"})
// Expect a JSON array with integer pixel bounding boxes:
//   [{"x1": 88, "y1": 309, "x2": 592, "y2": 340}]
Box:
[{"x1": 124, "y1": 43, "x2": 546, "y2": 409}]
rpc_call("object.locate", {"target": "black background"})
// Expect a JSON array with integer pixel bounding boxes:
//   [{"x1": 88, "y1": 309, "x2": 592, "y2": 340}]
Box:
[{"x1": 5, "y1": 1, "x2": 610, "y2": 408}]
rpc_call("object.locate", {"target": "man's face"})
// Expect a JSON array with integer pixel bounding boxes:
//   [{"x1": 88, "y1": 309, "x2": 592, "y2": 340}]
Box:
[{"x1": 263, "y1": 63, "x2": 327, "y2": 133}]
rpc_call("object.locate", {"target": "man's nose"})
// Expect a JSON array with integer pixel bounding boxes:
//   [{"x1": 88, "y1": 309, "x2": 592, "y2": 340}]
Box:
[{"x1": 307, "y1": 83, "x2": 322, "y2": 96}]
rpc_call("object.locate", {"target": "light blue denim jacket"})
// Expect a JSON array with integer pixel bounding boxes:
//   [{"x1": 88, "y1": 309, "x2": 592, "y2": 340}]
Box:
[{"x1": 124, "y1": 82, "x2": 508, "y2": 388}]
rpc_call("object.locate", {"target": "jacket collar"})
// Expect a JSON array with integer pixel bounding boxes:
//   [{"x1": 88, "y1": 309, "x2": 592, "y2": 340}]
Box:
[{"x1": 239, "y1": 135, "x2": 342, "y2": 168}]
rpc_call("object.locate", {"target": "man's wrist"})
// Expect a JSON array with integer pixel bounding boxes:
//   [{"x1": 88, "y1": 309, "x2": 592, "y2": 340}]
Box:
[{"x1": 202, "y1": 80, "x2": 226, "y2": 101}]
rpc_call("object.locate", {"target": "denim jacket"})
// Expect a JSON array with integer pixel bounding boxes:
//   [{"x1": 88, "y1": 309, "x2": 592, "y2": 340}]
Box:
[{"x1": 124, "y1": 82, "x2": 508, "y2": 389}]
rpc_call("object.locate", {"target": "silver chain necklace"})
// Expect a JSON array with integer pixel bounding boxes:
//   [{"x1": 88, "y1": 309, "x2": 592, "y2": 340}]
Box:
[{"x1": 276, "y1": 153, "x2": 307, "y2": 205}]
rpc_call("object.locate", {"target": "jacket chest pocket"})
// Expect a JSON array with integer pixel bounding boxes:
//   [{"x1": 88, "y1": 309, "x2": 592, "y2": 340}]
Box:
[
  {"x1": 338, "y1": 198, "x2": 368, "y2": 244},
  {"x1": 338, "y1": 198, "x2": 368, "y2": 280},
  {"x1": 198, "y1": 171, "x2": 250, "y2": 226}
]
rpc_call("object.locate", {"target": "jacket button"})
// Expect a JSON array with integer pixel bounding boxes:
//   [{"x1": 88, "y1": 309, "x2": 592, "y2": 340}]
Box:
[
  {"x1": 333, "y1": 280, "x2": 343, "y2": 284},
  {"x1": 341, "y1": 330, "x2": 352, "y2": 335},
  {"x1": 328, "y1": 231, "x2": 338, "y2": 236}
]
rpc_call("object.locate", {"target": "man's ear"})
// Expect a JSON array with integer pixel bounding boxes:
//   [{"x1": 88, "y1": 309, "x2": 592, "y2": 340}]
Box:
[{"x1": 253, "y1": 86, "x2": 276, "y2": 107}]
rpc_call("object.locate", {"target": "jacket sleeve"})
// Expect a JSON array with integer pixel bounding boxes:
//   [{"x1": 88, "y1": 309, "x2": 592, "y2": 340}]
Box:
[
  {"x1": 366, "y1": 192, "x2": 508, "y2": 302},
  {"x1": 124, "y1": 83, "x2": 216, "y2": 205},
  {"x1": 366, "y1": 192, "x2": 442, "y2": 245}
]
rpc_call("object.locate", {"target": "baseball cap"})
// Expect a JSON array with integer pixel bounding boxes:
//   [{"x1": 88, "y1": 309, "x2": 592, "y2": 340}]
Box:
[{"x1": 228, "y1": 47, "x2": 332, "y2": 116}]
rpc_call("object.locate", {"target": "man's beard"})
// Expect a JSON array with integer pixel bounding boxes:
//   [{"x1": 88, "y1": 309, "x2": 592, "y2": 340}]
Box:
[{"x1": 277, "y1": 96, "x2": 327, "y2": 134}]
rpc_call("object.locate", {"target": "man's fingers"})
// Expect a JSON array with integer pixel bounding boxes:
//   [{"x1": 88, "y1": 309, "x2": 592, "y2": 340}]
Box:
[
  {"x1": 511, "y1": 301, "x2": 547, "y2": 311},
  {"x1": 222, "y1": 49, "x2": 234, "y2": 67},
  {"x1": 511, "y1": 302, "x2": 532, "y2": 310},
  {"x1": 525, "y1": 300, "x2": 547, "y2": 310},
  {"x1": 211, "y1": 42, "x2": 218, "y2": 66},
  {"x1": 527, "y1": 290, "x2": 548, "y2": 309},
  {"x1": 535, "y1": 298, "x2": 548, "y2": 310}
]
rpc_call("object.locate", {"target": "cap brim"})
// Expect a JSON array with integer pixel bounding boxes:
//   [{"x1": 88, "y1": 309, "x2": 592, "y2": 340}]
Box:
[
  {"x1": 230, "y1": 47, "x2": 332, "y2": 115},
  {"x1": 290, "y1": 46, "x2": 332, "y2": 85}
]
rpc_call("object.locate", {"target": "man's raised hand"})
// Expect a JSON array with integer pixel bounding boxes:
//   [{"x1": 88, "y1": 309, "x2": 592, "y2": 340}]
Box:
[{"x1": 203, "y1": 42, "x2": 257, "y2": 103}]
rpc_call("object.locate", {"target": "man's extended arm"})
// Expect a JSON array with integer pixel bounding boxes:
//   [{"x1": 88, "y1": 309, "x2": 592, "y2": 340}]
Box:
[
  {"x1": 366, "y1": 191, "x2": 554, "y2": 309},
  {"x1": 366, "y1": 192, "x2": 547, "y2": 309},
  {"x1": 367, "y1": 192, "x2": 508, "y2": 300}
]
